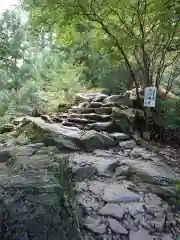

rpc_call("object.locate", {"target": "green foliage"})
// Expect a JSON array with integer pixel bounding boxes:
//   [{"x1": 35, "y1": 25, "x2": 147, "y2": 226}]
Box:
[
  {"x1": 155, "y1": 98, "x2": 180, "y2": 129},
  {"x1": 23, "y1": 0, "x2": 180, "y2": 90},
  {"x1": 0, "y1": 8, "x2": 88, "y2": 126}
]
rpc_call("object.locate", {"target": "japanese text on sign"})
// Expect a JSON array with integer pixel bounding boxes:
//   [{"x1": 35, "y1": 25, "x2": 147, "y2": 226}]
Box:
[{"x1": 144, "y1": 86, "x2": 156, "y2": 107}]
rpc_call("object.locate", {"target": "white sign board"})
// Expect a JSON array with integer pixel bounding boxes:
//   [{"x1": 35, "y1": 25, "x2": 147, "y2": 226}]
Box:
[{"x1": 144, "y1": 86, "x2": 156, "y2": 107}]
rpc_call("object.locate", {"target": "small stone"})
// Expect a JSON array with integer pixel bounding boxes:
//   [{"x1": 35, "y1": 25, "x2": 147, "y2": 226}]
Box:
[
  {"x1": 99, "y1": 203, "x2": 124, "y2": 220},
  {"x1": 0, "y1": 123, "x2": 15, "y2": 134},
  {"x1": 111, "y1": 133, "x2": 130, "y2": 141},
  {"x1": 123, "y1": 215, "x2": 139, "y2": 231},
  {"x1": 75, "y1": 182, "x2": 88, "y2": 193},
  {"x1": 103, "y1": 183, "x2": 140, "y2": 203},
  {"x1": 153, "y1": 212, "x2": 165, "y2": 232},
  {"x1": 144, "y1": 193, "x2": 161, "y2": 206},
  {"x1": 89, "y1": 181, "x2": 107, "y2": 196},
  {"x1": 84, "y1": 216, "x2": 107, "y2": 234},
  {"x1": 122, "y1": 202, "x2": 145, "y2": 216},
  {"x1": 95, "y1": 158, "x2": 118, "y2": 176},
  {"x1": 141, "y1": 218, "x2": 152, "y2": 231},
  {"x1": 76, "y1": 193, "x2": 100, "y2": 211},
  {"x1": 0, "y1": 149, "x2": 12, "y2": 162},
  {"x1": 129, "y1": 230, "x2": 154, "y2": 240},
  {"x1": 119, "y1": 140, "x2": 136, "y2": 149},
  {"x1": 72, "y1": 166, "x2": 97, "y2": 181},
  {"x1": 162, "y1": 234, "x2": 174, "y2": 240},
  {"x1": 166, "y1": 211, "x2": 176, "y2": 225},
  {"x1": 146, "y1": 205, "x2": 164, "y2": 214},
  {"x1": 107, "y1": 218, "x2": 128, "y2": 234},
  {"x1": 116, "y1": 165, "x2": 131, "y2": 177}
]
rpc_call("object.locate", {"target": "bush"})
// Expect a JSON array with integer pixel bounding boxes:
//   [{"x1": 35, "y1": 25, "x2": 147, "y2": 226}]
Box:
[
  {"x1": 150, "y1": 98, "x2": 180, "y2": 146},
  {"x1": 155, "y1": 98, "x2": 180, "y2": 129}
]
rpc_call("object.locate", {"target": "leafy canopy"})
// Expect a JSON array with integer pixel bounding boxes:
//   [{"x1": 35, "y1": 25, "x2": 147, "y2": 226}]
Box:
[{"x1": 23, "y1": 0, "x2": 180, "y2": 91}]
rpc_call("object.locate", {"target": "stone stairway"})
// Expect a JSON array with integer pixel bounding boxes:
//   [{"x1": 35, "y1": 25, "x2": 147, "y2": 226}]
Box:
[
  {"x1": 50, "y1": 92, "x2": 136, "y2": 134},
  {"x1": 0, "y1": 92, "x2": 179, "y2": 239}
]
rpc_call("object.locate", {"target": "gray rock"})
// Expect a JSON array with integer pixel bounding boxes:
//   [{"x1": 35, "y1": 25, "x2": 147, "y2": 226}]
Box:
[
  {"x1": 94, "y1": 107, "x2": 112, "y2": 115},
  {"x1": 99, "y1": 203, "x2": 124, "y2": 220},
  {"x1": 131, "y1": 161, "x2": 180, "y2": 186},
  {"x1": 93, "y1": 149, "x2": 118, "y2": 158},
  {"x1": 162, "y1": 234, "x2": 173, "y2": 240},
  {"x1": 129, "y1": 230, "x2": 154, "y2": 240},
  {"x1": 102, "y1": 183, "x2": 140, "y2": 203},
  {"x1": 0, "y1": 149, "x2": 12, "y2": 162},
  {"x1": 93, "y1": 94, "x2": 108, "y2": 102},
  {"x1": 103, "y1": 95, "x2": 123, "y2": 104},
  {"x1": 72, "y1": 166, "x2": 97, "y2": 181},
  {"x1": 123, "y1": 215, "x2": 139, "y2": 231},
  {"x1": 84, "y1": 216, "x2": 107, "y2": 234},
  {"x1": 153, "y1": 212, "x2": 165, "y2": 232},
  {"x1": 75, "y1": 182, "x2": 88, "y2": 193},
  {"x1": 76, "y1": 193, "x2": 101, "y2": 211},
  {"x1": 75, "y1": 107, "x2": 94, "y2": 114},
  {"x1": 145, "y1": 205, "x2": 164, "y2": 214},
  {"x1": 88, "y1": 102, "x2": 104, "y2": 108},
  {"x1": 116, "y1": 165, "x2": 131, "y2": 177},
  {"x1": 0, "y1": 166, "x2": 82, "y2": 240},
  {"x1": 0, "y1": 123, "x2": 15, "y2": 133},
  {"x1": 69, "y1": 153, "x2": 118, "y2": 176},
  {"x1": 111, "y1": 132, "x2": 130, "y2": 141},
  {"x1": 122, "y1": 202, "x2": 145, "y2": 216},
  {"x1": 88, "y1": 181, "x2": 107, "y2": 196},
  {"x1": 24, "y1": 117, "x2": 115, "y2": 150},
  {"x1": 144, "y1": 193, "x2": 162, "y2": 206},
  {"x1": 77, "y1": 102, "x2": 89, "y2": 108},
  {"x1": 80, "y1": 130, "x2": 115, "y2": 150},
  {"x1": 119, "y1": 140, "x2": 136, "y2": 149},
  {"x1": 95, "y1": 158, "x2": 118, "y2": 176},
  {"x1": 108, "y1": 218, "x2": 128, "y2": 234},
  {"x1": 87, "y1": 121, "x2": 115, "y2": 132}
]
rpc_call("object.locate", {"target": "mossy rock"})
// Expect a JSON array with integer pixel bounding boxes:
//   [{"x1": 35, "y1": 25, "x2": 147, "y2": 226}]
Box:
[{"x1": 58, "y1": 102, "x2": 72, "y2": 113}]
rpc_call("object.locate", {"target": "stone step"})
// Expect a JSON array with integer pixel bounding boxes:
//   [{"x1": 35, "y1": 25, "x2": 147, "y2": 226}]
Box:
[
  {"x1": 70, "y1": 107, "x2": 113, "y2": 115},
  {"x1": 73, "y1": 107, "x2": 95, "y2": 114},
  {"x1": 86, "y1": 121, "x2": 120, "y2": 132},
  {"x1": 67, "y1": 117, "x2": 96, "y2": 125},
  {"x1": 87, "y1": 102, "x2": 104, "y2": 108},
  {"x1": 94, "y1": 107, "x2": 112, "y2": 115},
  {"x1": 68, "y1": 113, "x2": 112, "y2": 122}
]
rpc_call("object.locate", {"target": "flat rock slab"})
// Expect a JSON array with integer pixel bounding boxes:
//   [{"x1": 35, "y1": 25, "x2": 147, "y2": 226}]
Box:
[
  {"x1": 103, "y1": 95, "x2": 124, "y2": 104},
  {"x1": 131, "y1": 161, "x2": 180, "y2": 185},
  {"x1": 102, "y1": 183, "x2": 140, "y2": 203},
  {"x1": 84, "y1": 216, "x2": 107, "y2": 234},
  {"x1": 99, "y1": 203, "x2": 124, "y2": 220},
  {"x1": 94, "y1": 107, "x2": 112, "y2": 115},
  {"x1": 24, "y1": 117, "x2": 115, "y2": 150},
  {"x1": 69, "y1": 153, "x2": 118, "y2": 176},
  {"x1": 76, "y1": 193, "x2": 101, "y2": 211},
  {"x1": 121, "y1": 202, "x2": 145, "y2": 216},
  {"x1": 68, "y1": 113, "x2": 111, "y2": 122},
  {"x1": 87, "y1": 121, "x2": 115, "y2": 132},
  {"x1": 107, "y1": 218, "x2": 128, "y2": 234},
  {"x1": 111, "y1": 132, "x2": 131, "y2": 141},
  {"x1": 119, "y1": 140, "x2": 136, "y2": 149},
  {"x1": 88, "y1": 181, "x2": 107, "y2": 196},
  {"x1": 129, "y1": 230, "x2": 154, "y2": 240}
]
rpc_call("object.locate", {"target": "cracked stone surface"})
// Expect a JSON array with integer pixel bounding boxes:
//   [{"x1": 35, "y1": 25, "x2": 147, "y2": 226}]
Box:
[
  {"x1": 99, "y1": 203, "x2": 125, "y2": 220},
  {"x1": 1, "y1": 96, "x2": 180, "y2": 240},
  {"x1": 102, "y1": 183, "x2": 140, "y2": 203}
]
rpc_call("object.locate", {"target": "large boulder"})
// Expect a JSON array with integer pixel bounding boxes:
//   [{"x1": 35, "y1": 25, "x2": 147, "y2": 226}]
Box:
[
  {"x1": 112, "y1": 107, "x2": 136, "y2": 133},
  {"x1": 15, "y1": 117, "x2": 115, "y2": 151},
  {"x1": 0, "y1": 144, "x2": 82, "y2": 240},
  {"x1": 103, "y1": 95, "x2": 124, "y2": 104}
]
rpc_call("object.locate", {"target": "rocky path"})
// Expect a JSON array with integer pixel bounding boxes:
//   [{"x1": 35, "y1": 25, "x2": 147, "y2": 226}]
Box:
[{"x1": 0, "y1": 92, "x2": 180, "y2": 239}]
